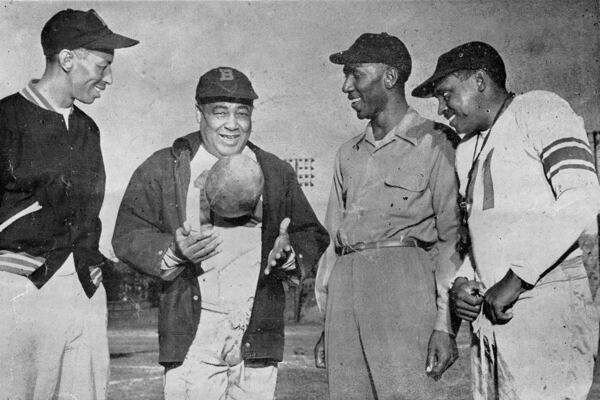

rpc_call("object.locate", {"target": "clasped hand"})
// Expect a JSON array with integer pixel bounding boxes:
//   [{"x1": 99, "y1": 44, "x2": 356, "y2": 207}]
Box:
[
  {"x1": 451, "y1": 270, "x2": 530, "y2": 325},
  {"x1": 173, "y1": 221, "x2": 222, "y2": 264}
]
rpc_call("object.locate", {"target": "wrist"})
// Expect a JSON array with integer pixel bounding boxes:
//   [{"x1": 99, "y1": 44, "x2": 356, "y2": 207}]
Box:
[
  {"x1": 452, "y1": 276, "x2": 469, "y2": 289},
  {"x1": 507, "y1": 269, "x2": 533, "y2": 293},
  {"x1": 169, "y1": 240, "x2": 185, "y2": 261}
]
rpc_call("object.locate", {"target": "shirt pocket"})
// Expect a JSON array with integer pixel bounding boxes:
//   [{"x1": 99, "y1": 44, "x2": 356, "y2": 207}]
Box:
[
  {"x1": 383, "y1": 172, "x2": 428, "y2": 208},
  {"x1": 384, "y1": 172, "x2": 427, "y2": 193}
]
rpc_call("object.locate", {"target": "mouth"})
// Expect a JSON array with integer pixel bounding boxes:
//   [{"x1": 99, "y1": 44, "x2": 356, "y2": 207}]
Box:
[
  {"x1": 349, "y1": 97, "x2": 361, "y2": 109},
  {"x1": 93, "y1": 84, "x2": 105, "y2": 96},
  {"x1": 219, "y1": 133, "x2": 240, "y2": 143},
  {"x1": 444, "y1": 111, "x2": 456, "y2": 127}
]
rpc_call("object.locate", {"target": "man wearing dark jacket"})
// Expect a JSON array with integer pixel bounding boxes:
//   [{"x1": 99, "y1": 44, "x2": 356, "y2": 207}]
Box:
[
  {"x1": 112, "y1": 66, "x2": 329, "y2": 399},
  {"x1": 0, "y1": 9, "x2": 137, "y2": 400}
]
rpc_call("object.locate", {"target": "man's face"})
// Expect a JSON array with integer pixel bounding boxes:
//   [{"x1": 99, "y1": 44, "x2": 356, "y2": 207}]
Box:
[
  {"x1": 433, "y1": 72, "x2": 485, "y2": 134},
  {"x1": 197, "y1": 102, "x2": 252, "y2": 158},
  {"x1": 70, "y1": 49, "x2": 114, "y2": 104},
  {"x1": 341, "y1": 63, "x2": 388, "y2": 120}
]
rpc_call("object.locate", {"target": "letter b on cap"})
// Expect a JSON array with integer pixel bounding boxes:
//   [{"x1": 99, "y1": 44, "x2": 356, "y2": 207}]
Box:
[{"x1": 219, "y1": 68, "x2": 234, "y2": 81}]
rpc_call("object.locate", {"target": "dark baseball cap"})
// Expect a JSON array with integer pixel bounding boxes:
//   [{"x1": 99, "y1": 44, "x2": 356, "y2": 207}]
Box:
[
  {"x1": 329, "y1": 32, "x2": 412, "y2": 82},
  {"x1": 195, "y1": 67, "x2": 259, "y2": 106},
  {"x1": 412, "y1": 41, "x2": 506, "y2": 98},
  {"x1": 41, "y1": 9, "x2": 139, "y2": 56}
]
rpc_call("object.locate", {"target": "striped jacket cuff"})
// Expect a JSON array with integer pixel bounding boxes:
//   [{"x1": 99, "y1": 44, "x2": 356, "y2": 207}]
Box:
[{"x1": 0, "y1": 250, "x2": 45, "y2": 276}]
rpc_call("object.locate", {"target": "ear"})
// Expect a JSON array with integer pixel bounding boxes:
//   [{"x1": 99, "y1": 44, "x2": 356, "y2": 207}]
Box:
[
  {"x1": 58, "y1": 49, "x2": 75, "y2": 73},
  {"x1": 383, "y1": 67, "x2": 399, "y2": 90},
  {"x1": 474, "y1": 70, "x2": 487, "y2": 93},
  {"x1": 195, "y1": 104, "x2": 203, "y2": 124}
]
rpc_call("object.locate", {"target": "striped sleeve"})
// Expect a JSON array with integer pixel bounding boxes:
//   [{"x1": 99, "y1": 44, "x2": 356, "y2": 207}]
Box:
[
  {"x1": 541, "y1": 137, "x2": 596, "y2": 181},
  {"x1": 519, "y1": 91, "x2": 598, "y2": 197}
]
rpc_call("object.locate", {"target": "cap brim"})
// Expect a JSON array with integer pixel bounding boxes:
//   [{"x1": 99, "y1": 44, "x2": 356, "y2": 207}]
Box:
[
  {"x1": 329, "y1": 51, "x2": 348, "y2": 65},
  {"x1": 411, "y1": 66, "x2": 457, "y2": 98},
  {"x1": 83, "y1": 32, "x2": 139, "y2": 51},
  {"x1": 198, "y1": 96, "x2": 257, "y2": 106},
  {"x1": 329, "y1": 50, "x2": 365, "y2": 65}
]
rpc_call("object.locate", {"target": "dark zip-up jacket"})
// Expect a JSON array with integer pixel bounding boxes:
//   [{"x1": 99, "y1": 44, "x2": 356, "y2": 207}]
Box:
[
  {"x1": 112, "y1": 131, "x2": 329, "y2": 364},
  {"x1": 0, "y1": 93, "x2": 106, "y2": 297}
]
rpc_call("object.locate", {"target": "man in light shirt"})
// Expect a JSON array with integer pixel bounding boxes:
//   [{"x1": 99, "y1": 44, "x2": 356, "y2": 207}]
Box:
[
  {"x1": 412, "y1": 41, "x2": 600, "y2": 400},
  {"x1": 113, "y1": 66, "x2": 329, "y2": 399},
  {"x1": 315, "y1": 32, "x2": 462, "y2": 399},
  {"x1": 0, "y1": 8, "x2": 138, "y2": 400}
]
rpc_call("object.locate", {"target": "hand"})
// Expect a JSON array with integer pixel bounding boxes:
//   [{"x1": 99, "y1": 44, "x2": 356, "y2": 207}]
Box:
[
  {"x1": 425, "y1": 330, "x2": 458, "y2": 381},
  {"x1": 314, "y1": 331, "x2": 326, "y2": 369},
  {"x1": 9, "y1": 172, "x2": 71, "y2": 218},
  {"x1": 173, "y1": 221, "x2": 222, "y2": 264},
  {"x1": 265, "y1": 217, "x2": 294, "y2": 275},
  {"x1": 450, "y1": 278, "x2": 485, "y2": 322},
  {"x1": 483, "y1": 269, "x2": 530, "y2": 324}
]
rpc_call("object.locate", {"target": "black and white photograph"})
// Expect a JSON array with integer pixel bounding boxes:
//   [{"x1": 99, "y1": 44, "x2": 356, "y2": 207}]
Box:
[{"x1": 0, "y1": 0, "x2": 599, "y2": 399}]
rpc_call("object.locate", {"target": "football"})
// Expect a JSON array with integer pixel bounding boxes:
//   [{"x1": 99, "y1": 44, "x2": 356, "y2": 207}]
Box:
[{"x1": 204, "y1": 154, "x2": 264, "y2": 218}]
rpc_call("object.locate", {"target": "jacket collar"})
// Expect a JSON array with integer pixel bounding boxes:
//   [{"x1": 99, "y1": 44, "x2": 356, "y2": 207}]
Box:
[{"x1": 172, "y1": 131, "x2": 201, "y2": 159}]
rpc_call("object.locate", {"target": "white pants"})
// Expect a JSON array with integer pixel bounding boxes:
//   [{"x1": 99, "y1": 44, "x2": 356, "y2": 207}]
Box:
[
  {"x1": 0, "y1": 259, "x2": 109, "y2": 400},
  {"x1": 164, "y1": 358, "x2": 277, "y2": 400},
  {"x1": 471, "y1": 257, "x2": 598, "y2": 400},
  {"x1": 164, "y1": 310, "x2": 277, "y2": 400}
]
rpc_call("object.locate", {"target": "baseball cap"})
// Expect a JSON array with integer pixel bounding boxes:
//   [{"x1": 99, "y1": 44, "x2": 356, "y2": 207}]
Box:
[
  {"x1": 329, "y1": 32, "x2": 412, "y2": 82},
  {"x1": 412, "y1": 41, "x2": 506, "y2": 98},
  {"x1": 41, "y1": 9, "x2": 139, "y2": 56},
  {"x1": 195, "y1": 67, "x2": 259, "y2": 106}
]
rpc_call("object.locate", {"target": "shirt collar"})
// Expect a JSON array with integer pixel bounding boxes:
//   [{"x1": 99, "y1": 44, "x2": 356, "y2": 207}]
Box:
[
  {"x1": 356, "y1": 107, "x2": 424, "y2": 149},
  {"x1": 19, "y1": 80, "x2": 73, "y2": 114}
]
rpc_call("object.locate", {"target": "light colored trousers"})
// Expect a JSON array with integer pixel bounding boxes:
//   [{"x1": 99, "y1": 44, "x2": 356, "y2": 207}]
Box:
[
  {"x1": 471, "y1": 256, "x2": 599, "y2": 400},
  {"x1": 325, "y1": 247, "x2": 452, "y2": 400},
  {"x1": 164, "y1": 309, "x2": 277, "y2": 400},
  {"x1": 0, "y1": 259, "x2": 109, "y2": 400}
]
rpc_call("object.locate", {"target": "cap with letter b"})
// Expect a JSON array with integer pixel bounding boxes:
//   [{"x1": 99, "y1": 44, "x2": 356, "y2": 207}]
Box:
[{"x1": 195, "y1": 67, "x2": 259, "y2": 106}]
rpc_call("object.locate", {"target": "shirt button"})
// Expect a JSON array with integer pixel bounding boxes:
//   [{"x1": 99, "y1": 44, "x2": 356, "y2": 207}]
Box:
[{"x1": 192, "y1": 295, "x2": 199, "y2": 301}]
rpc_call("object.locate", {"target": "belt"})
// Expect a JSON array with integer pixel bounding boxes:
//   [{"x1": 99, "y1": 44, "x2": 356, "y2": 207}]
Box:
[{"x1": 337, "y1": 238, "x2": 432, "y2": 256}]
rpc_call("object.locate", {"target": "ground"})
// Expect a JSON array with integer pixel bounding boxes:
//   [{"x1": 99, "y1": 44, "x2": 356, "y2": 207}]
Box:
[{"x1": 107, "y1": 307, "x2": 600, "y2": 400}]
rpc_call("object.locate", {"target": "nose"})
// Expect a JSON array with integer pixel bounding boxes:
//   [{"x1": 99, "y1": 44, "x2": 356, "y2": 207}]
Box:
[
  {"x1": 102, "y1": 65, "x2": 113, "y2": 85},
  {"x1": 224, "y1": 113, "x2": 238, "y2": 131},
  {"x1": 437, "y1": 99, "x2": 447, "y2": 116},
  {"x1": 342, "y1": 76, "x2": 353, "y2": 93}
]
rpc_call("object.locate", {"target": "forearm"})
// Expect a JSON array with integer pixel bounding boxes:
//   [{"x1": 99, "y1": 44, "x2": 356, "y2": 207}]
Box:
[
  {"x1": 434, "y1": 240, "x2": 461, "y2": 334},
  {"x1": 113, "y1": 228, "x2": 174, "y2": 278},
  {"x1": 506, "y1": 184, "x2": 600, "y2": 285}
]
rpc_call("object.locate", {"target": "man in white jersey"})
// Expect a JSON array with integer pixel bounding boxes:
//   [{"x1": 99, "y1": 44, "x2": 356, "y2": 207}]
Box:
[
  {"x1": 113, "y1": 66, "x2": 329, "y2": 399},
  {"x1": 413, "y1": 41, "x2": 600, "y2": 399}
]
